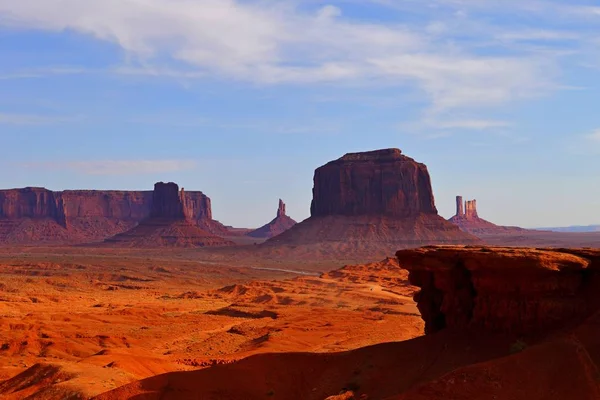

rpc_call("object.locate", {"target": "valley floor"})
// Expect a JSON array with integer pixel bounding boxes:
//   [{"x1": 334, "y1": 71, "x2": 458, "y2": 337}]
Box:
[{"x1": 0, "y1": 248, "x2": 421, "y2": 399}]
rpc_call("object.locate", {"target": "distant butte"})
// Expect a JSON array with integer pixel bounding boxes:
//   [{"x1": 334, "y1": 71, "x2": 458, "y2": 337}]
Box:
[
  {"x1": 0, "y1": 183, "x2": 232, "y2": 245},
  {"x1": 448, "y1": 195, "x2": 528, "y2": 236},
  {"x1": 265, "y1": 148, "x2": 480, "y2": 255},
  {"x1": 247, "y1": 199, "x2": 297, "y2": 239},
  {"x1": 105, "y1": 182, "x2": 234, "y2": 248}
]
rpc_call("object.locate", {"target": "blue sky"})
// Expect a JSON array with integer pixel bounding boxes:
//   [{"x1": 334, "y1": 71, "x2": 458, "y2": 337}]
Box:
[{"x1": 1, "y1": 0, "x2": 599, "y2": 228}]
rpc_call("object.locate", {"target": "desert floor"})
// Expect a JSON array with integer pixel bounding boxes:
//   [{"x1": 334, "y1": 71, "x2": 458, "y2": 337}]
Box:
[{"x1": 0, "y1": 246, "x2": 421, "y2": 399}]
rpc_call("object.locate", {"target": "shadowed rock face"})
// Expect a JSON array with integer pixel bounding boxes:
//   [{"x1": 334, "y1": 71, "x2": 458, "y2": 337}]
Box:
[
  {"x1": 310, "y1": 149, "x2": 438, "y2": 218},
  {"x1": 105, "y1": 182, "x2": 234, "y2": 248},
  {"x1": 0, "y1": 187, "x2": 67, "y2": 228},
  {"x1": 266, "y1": 149, "x2": 478, "y2": 252},
  {"x1": 151, "y1": 182, "x2": 187, "y2": 219},
  {"x1": 277, "y1": 199, "x2": 286, "y2": 218},
  {"x1": 397, "y1": 246, "x2": 600, "y2": 335}
]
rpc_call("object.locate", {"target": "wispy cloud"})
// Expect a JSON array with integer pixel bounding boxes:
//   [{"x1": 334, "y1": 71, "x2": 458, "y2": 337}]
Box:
[
  {"x1": 0, "y1": 67, "x2": 88, "y2": 80},
  {"x1": 0, "y1": 113, "x2": 83, "y2": 125},
  {"x1": 0, "y1": 0, "x2": 575, "y2": 112},
  {"x1": 586, "y1": 129, "x2": 600, "y2": 142},
  {"x1": 495, "y1": 29, "x2": 581, "y2": 42},
  {"x1": 22, "y1": 160, "x2": 198, "y2": 175},
  {"x1": 130, "y1": 114, "x2": 341, "y2": 135},
  {"x1": 426, "y1": 119, "x2": 512, "y2": 130}
]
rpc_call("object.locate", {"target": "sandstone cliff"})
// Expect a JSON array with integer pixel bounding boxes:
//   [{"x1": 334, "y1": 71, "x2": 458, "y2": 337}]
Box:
[
  {"x1": 0, "y1": 185, "x2": 221, "y2": 244},
  {"x1": 105, "y1": 182, "x2": 234, "y2": 248},
  {"x1": 310, "y1": 149, "x2": 438, "y2": 218},
  {"x1": 265, "y1": 149, "x2": 479, "y2": 256},
  {"x1": 0, "y1": 187, "x2": 67, "y2": 228},
  {"x1": 396, "y1": 246, "x2": 600, "y2": 335},
  {"x1": 247, "y1": 199, "x2": 297, "y2": 239}
]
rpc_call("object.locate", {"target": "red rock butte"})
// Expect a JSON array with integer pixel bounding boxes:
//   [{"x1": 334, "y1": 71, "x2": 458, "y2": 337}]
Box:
[
  {"x1": 266, "y1": 148, "x2": 480, "y2": 255},
  {"x1": 105, "y1": 182, "x2": 234, "y2": 248},
  {"x1": 310, "y1": 148, "x2": 438, "y2": 218},
  {"x1": 247, "y1": 199, "x2": 297, "y2": 239},
  {"x1": 0, "y1": 183, "x2": 231, "y2": 245},
  {"x1": 449, "y1": 195, "x2": 528, "y2": 236}
]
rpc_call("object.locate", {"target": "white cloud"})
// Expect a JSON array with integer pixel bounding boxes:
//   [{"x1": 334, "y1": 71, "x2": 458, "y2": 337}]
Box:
[
  {"x1": 22, "y1": 160, "x2": 198, "y2": 175},
  {"x1": 0, "y1": 0, "x2": 581, "y2": 111},
  {"x1": 426, "y1": 119, "x2": 511, "y2": 130},
  {"x1": 0, "y1": 67, "x2": 87, "y2": 80},
  {"x1": 370, "y1": 54, "x2": 553, "y2": 110},
  {"x1": 0, "y1": 113, "x2": 82, "y2": 125},
  {"x1": 587, "y1": 129, "x2": 600, "y2": 142},
  {"x1": 495, "y1": 30, "x2": 580, "y2": 42}
]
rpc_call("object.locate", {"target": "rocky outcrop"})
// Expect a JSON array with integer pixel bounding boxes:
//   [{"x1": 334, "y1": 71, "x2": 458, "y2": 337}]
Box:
[
  {"x1": 150, "y1": 182, "x2": 187, "y2": 219},
  {"x1": 0, "y1": 185, "x2": 221, "y2": 244},
  {"x1": 464, "y1": 199, "x2": 478, "y2": 219},
  {"x1": 310, "y1": 149, "x2": 438, "y2": 218},
  {"x1": 396, "y1": 246, "x2": 600, "y2": 335},
  {"x1": 277, "y1": 199, "x2": 286, "y2": 218},
  {"x1": 247, "y1": 199, "x2": 297, "y2": 239},
  {"x1": 0, "y1": 187, "x2": 67, "y2": 228},
  {"x1": 455, "y1": 196, "x2": 464, "y2": 217},
  {"x1": 265, "y1": 149, "x2": 479, "y2": 255},
  {"x1": 105, "y1": 182, "x2": 234, "y2": 248},
  {"x1": 449, "y1": 196, "x2": 527, "y2": 236}
]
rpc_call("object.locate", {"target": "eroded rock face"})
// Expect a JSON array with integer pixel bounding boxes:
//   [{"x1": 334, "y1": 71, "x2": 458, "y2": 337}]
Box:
[
  {"x1": 105, "y1": 182, "x2": 234, "y2": 248},
  {"x1": 449, "y1": 196, "x2": 527, "y2": 236},
  {"x1": 277, "y1": 199, "x2": 286, "y2": 218},
  {"x1": 310, "y1": 149, "x2": 438, "y2": 218},
  {"x1": 248, "y1": 199, "x2": 297, "y2": 239},
  {"x1": 0, "y1": 187, "x2": 67, "y2": 228},
  {"x1": 151, "y1": 182, "x2": 187, "y2": 219},
  {"x1": 0, "y1": 185, "x2": 218, "y2": 243},
  {"x1": 397, "y1": 246, "x2": 600, "y2": 335},
  {"x1": 265, "y1": 149, "x2": 479, "y2": 253}
]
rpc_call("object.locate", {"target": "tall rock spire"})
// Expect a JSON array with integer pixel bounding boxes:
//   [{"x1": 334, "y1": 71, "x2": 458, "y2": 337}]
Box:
[
  {"x1": 277, "y1": 199, "x2": 286, "y2": 218},
  {"x1": 456, "y1": 196, "x2": 464, "y2": 217}
]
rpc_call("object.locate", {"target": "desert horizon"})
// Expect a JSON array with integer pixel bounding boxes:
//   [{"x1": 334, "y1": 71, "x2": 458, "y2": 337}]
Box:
[
  {"x1": 2, "y1": 148, "x2": 600, "y2": 399},
  {"x1": 2, "y1": 1, "x2": 600, "y2": 398}
]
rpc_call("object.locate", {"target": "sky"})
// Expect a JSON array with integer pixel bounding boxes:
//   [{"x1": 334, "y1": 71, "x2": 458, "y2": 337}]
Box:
[{"x1": 0, "y1": 0, "x2": 599, "y2": 229}]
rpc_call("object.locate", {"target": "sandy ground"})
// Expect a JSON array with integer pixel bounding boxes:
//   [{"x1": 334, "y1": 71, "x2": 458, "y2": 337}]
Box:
[{"x1": 0, "y1": 248, "x2": 422, "y2": 399}]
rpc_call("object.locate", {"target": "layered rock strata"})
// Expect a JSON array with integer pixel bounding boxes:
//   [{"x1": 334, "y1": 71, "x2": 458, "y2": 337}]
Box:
[
  {"x1": 310, "y1": 148, "x2": 438, "y2": 218},
  {"x1": 396, "y1": 246, "x2": 600, "y2": 335},
  {"x1": 266, "y1": 149, "x2": 479, "y2": 252},
  {"x1": 105, "y1": 183, "x2": 234, "y2": 248},
  {"x1": 0, "y1": 185, "x2": 221, "y2": 244}
]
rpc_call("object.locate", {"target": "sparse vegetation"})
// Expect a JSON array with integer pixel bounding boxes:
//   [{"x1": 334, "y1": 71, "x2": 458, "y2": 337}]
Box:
[{"x1": 510, "y1": 339, "x2": 528, "y2": 354}]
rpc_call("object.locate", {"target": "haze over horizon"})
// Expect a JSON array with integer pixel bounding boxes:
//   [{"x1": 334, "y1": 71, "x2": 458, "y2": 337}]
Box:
[{"x1": 1, "y1": 0, "x2": 599, "y2": 228}]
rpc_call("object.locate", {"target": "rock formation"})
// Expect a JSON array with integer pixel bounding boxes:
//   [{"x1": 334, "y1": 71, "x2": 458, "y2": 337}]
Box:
[
  {"x1": 150, "y1": 182, "x2": 187, "y2": 219},
  {"x1": 92, "y1": 245, "x2": 600, "y2": 400},
  {"x1": 0, "y1": 185, "x2": 224, "y2": 244},
  {"x1": 449, "y1": 195, "x2": 527, "y2": 237},
  {"x1": 105, "y1": 182, "x2": 234, "y2": 248},
  {"x1": 455, "y1": 195, "x2": 464, "y2": 217},
  {"x1": 277, "y1": 199, "x2": 286, "y2": 218},
  {"x1": 396, "y1": 246, "x2": 600, "y2": 335},
  {"x1": 464, "y1": 199, "x2": 478, "y2": 219},
  {"x1": 264, "y1": 149, "x2": 479, "y2": 257},
  {"x1": 247, "y1": 199, "x2": 297, "y2": 239},
  {"x1": 0, "y1": 187, "x2": 67, "y2": 228},
  {"x1": 310, "y1": 149, "x2": 438, "y2": 218}
]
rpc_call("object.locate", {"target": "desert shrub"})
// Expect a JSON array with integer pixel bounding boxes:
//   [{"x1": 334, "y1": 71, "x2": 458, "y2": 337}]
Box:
[{"x1": 510, "y1": 339, "x2": 528, "y2": 354}]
